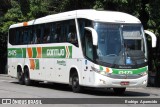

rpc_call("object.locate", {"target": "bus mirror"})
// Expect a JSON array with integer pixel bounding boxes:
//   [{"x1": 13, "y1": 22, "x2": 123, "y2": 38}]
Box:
[
  {"x1": 144, "y1": 30, "x2": 157, "y2": 48},
  {"x1": 84, "y1": 27, "x2": 98, "y2": 46}
]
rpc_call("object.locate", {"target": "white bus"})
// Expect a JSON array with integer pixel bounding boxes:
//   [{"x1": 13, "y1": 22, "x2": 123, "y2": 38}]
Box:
[{"x1": 8, "y1": 9, "x2": 156, "y2": 94}]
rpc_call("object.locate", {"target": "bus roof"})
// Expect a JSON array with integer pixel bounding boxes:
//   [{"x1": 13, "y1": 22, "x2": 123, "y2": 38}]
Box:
[{"x1": 9, "y1": 9, "x2": 141, "y2": 29}]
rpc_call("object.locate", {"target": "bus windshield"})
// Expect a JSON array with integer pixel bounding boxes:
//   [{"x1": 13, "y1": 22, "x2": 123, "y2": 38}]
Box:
[{"x1": 93, "y1": 22, "x2": 146, "y2": 68}]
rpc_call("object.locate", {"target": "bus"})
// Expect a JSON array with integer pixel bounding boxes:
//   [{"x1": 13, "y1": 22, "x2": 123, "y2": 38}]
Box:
[{"x1": 8, "y1": 9, "x2": 157, "y2": 94}]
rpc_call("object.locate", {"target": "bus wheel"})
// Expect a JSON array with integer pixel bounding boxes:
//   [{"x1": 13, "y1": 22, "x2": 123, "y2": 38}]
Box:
[
  {"x1": 17, "y1": 67, "x2": 24, "y2": 85},
  {"x1": 24, "y1": 67, "x2": 31, "y2": 86},
  {"x1": 71, "y1": 73, "x2": 83, "y2": 93},
  {"x1": 113, "y1": 88, "x2": 126, "y2": 95}
]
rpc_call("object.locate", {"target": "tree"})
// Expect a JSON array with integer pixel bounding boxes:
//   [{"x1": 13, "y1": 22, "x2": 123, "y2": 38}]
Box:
[{"x1": 28, "y1": 0, "x2": 49, "y2": 19}]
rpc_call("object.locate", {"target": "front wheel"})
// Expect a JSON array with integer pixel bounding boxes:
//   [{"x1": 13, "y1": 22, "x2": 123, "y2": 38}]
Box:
[
  {"x1": 113, "y1": 88, "x2": 126, "y2": 95},
  {"x1": 71, "y1": 73, "x2": 83, "y2": 93}
]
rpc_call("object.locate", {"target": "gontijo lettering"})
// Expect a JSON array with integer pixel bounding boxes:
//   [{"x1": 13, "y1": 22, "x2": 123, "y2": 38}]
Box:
[{"x1": 47, "y1": 49, "x2": 65, "y2": 57}]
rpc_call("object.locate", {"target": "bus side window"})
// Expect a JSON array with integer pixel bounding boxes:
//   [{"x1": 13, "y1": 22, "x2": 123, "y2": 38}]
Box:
[
  {"x1": 19, "y1": 30, "x2": 24, "y2": 45},
  {"x1": 9, "y1": 28, "x2": 16, "y2": 45},
  {"x1": 61, "y1": 21, "x2": 67, "y2": 42},
  {"x1": 15, "y1": 30, "x2": 20, "y2": 45},
  {"x1": 43, "y1": 24, "x2": 51, "y2": 43},
  {"x1": 50, "y1": 23, "x2": 56, "y2": 43},
  {"x1": 84, "y1": 30, "x2": 93, "y2": 60},
  {"x1": 67, "y1": 20, "x2": 78, "y2": 47},
  {"x1": 30, "y1": 29, "x2": 35, "y2": 44},
  {"x1": 55, "y1": 23, "x2": 61, "y2": 42},
  {"x1": 28, "y1": 29, "x2": 33, "y2": 44},
  {"x1": 23, "y1": 29, "x2": 28, "y2": 44},
  {"x1": 35, "y1": 28, "x2": 41, "y2": 44},
  {"x1": 52, "y1": 23, "x2": 59, "y2": 43}
]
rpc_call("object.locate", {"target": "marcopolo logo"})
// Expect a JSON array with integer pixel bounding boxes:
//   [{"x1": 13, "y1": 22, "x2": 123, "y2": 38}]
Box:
[{"x1": 57, "y1": 60, "x2": 66, "y2": 66}]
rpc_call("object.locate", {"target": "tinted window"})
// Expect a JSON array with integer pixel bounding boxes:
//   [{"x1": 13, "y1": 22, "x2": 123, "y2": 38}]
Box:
[{"x1": 9, "y1": 19, "x2": 78, "y2": 46}]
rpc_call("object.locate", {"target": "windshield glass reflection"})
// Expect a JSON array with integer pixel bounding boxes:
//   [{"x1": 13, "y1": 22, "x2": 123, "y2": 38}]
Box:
[{"x1": 94, "y1": 22, "x2": 146, "y2": 67}]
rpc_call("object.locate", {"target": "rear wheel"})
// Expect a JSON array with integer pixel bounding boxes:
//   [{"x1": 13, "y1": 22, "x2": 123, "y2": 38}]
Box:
[
  {"x1": 24, "y1": 67, "x2": 32, "y2": 86},
  {"x1": 113, "y1": 88, "x2": 126, "y2": 95},
  {"x1": 71, "y1": 73, "x2": 83, "y2": 93},
  {"x1": 17, "y1": 67, "x2": 24, "y2": 85}
]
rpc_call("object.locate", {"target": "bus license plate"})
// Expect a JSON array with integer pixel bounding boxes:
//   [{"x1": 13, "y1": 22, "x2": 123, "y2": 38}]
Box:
[{"x1": 120, "y1": 81, "x2": 129, "y2": 86}]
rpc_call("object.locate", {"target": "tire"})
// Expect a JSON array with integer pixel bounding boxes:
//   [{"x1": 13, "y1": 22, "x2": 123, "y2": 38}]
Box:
[
  {"x1": 113, "y1": 88, "x2": 126, "y2": 95},
  {"x1": 71, "y1": 73, "x2": 83, "y2": 93},
  {"x1": 24, "y1": 67, "x2": 31, "y2": 86},
  {"x1": 17, "y1": 67, "x2": 24, "y2": 85}
]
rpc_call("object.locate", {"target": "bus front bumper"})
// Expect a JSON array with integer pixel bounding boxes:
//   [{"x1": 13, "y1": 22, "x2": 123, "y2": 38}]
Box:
[{"x1": 93, "y1": 73, "x2": 148, "y2": 88}]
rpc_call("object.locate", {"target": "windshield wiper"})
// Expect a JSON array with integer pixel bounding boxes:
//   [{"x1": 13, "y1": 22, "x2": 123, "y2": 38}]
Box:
[{"x1": 96, "y1": 59, "x2": 115, "y2": 67}]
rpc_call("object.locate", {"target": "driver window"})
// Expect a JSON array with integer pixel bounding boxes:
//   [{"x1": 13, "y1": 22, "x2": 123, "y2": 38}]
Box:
[{"x1": 84, "y1": 31, "x2": 93, "y2": 60}]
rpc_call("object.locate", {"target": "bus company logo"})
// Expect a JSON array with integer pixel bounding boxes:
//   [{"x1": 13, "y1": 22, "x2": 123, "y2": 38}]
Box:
[
  {"x1": 43, "y1": 46, "x2": 72, "y2": 58},
  {"x1": 47, "y1": 49, "x2": 65, "y2": 57}
]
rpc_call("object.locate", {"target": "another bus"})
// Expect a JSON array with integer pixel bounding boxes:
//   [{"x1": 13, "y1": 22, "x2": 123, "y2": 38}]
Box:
[{"x1": 8, "y1": 9, "x2": 157, "y2": 94}]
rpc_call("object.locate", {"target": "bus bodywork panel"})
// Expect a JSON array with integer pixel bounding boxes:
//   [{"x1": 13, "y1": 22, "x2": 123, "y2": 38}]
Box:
[{"x1": 9, "y1": 9, "x2": 141, "y2": 29}]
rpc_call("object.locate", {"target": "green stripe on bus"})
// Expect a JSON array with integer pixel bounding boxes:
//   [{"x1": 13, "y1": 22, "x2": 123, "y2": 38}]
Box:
[
  {"x1": 35, "y1": 59, "x2": 39, "y2": 69},
  {"x1": 8, "y1": 46, "x2": 72, "y2": 58},
  {"x1": 32, "y1": 47, "x2": 37, "y2": 58},
  {"x1": 8, "y1": 48, "x2": 25, "y2": 58},
  {"x1": 112, "y1": 66, "x2": 147, "y2": 74},
  {"x1": 22, "y1": 48, "x2": 26, "y2": 58},
  {"x1": 68, "y1": 46, "x2": 72, "y2": 58}
]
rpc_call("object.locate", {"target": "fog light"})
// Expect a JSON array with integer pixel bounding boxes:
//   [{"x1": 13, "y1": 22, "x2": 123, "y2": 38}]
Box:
[
  {"x1": 142, "y1": 80, "x2": 147, "y2": 84},
  {"x1": 140, "y1": 72, "x2": 147, "y2": 76},
  {"x1": 99, "y1": 79, "x2": 106, "y2": 84}
]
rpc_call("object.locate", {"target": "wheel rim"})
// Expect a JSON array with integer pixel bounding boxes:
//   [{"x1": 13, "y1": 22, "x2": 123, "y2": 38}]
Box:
[
  {"x1": 17, "y1": 68, "x2": 24, "y2": 84},
  {"x1": 18, "y1": 70, "x2": 22, "y2": 80},
  {"x1": 72, "y1": 75, "x2": 79, "y2": 89},
  {"x1": 24, "y1": 69, "x2": 29, "y2": 82}
]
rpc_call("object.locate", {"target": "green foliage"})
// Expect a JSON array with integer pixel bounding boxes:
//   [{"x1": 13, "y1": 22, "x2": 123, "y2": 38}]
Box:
[
  {"x1": 1, "y1": 21, "x2": 15, "y2": 34},
  {"x1": 93, "y1": 0, "x2": 104, "y2": 9},
  {"x1": 149, "y1": 0, "x2": 160, "y2": 37},
  {"x1": 4, "y1": 0, "x2": 25, "y2": 22},
  {"x1": 1, "y1": 0, "x2": 24, "y2": 36},
  {"x1": 28, "y1": 0, "x2": 48, "y2": 19}
]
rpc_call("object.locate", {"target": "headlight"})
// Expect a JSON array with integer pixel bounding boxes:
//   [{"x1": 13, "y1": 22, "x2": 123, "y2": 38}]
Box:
[
  {"x1": 91, "y1": 66, "x2": 111, "y2": 76},
  {"x1": 139, "y1": 71, "x2": 147, "y2": 76}
]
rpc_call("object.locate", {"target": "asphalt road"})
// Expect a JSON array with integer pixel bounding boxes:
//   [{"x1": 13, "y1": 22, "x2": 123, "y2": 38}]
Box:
[{"x1": 0, "y1": 74, "x2": 160, "y2": 107}]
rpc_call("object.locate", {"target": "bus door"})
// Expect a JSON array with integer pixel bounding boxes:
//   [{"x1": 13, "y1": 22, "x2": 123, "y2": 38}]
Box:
[{"x1": 82, "y1": 30, "x2": 94, "y2": 85}]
